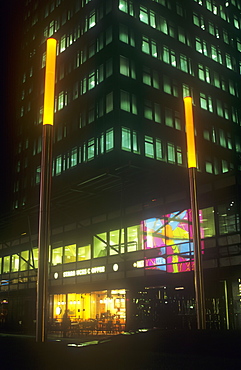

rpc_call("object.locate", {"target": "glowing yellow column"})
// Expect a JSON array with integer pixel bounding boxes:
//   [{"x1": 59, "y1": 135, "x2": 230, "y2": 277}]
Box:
[
  {"x1": 43, "y1": 38, "x2": 57, "y2": 126},
  {"x1": 184, "y1": 96, "x2": 196, "y2": 168},
  {"x1": 36, "y1": 38, "x2": 57, "y2": 343},
  {"x1": 184, "y1": 97, "x2": 206, "y2": 330}
]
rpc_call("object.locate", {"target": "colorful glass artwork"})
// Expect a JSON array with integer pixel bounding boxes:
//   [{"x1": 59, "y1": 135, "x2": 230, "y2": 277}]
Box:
[{"x1": 142, "y1": 210, "x2": 204, "y2": 273}]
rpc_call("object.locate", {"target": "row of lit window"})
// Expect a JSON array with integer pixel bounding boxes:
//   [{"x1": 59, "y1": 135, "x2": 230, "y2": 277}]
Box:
[
  {"x1": 121, "y1": 0, "x2": 184, "y2": 18},
  {"x1": 122, "y1": 54, "x2": 239, "y2": 99},
  {"x1": 2, "y1": 203, "x2": 240, "y2": 273},
  {"x1": 120, "y1": 1, "x2": 240, "y2": 47},
  {"x1": 23, "y1": 85, "x2": 241, "y2": 162},
  {"x1": 197, "y1": 64, "x2": 239, "y2": 97},
  {"x1": 203, "y1": 127, "x2": 241, "y2": 153},
  {"x1": 193, "y1": 12, "x2": 241, "y2": 51},
  {"x1": 35, "y1": 128, "x2": 114, "y2": 182},
  {"x1": 42, "y1": 2, "x2": 113, "y2": 47},
  {"x1": 36, "y1": 61, "x2": 113, "y2": 122},
  {"x1": 205, "y1": 157, "x2": 233, "y2": 175},
  {"x1": 37, "y1": 125, "x2": 236, "y2": 181},
  {"x1": 194, "y1": 0, "x2": 241, "y2": 18},
  {"x1": 24, "y1": 13, "x2": 112, "y2": 86},
  {"x1": 141, "y1": 34, "x2": 239, "y2": 74}
]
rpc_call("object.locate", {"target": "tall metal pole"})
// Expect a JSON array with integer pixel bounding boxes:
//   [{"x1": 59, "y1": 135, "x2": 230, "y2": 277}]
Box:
[
  {"x1": 36, "y1": 38, "x2": 57, "y2": 342},
  {"x1": 184, "y1": 97, "x2": 206, "y2": 330}
]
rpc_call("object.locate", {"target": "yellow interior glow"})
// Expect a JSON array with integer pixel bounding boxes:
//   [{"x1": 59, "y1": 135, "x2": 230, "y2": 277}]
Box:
[
  {"x1": 43, "y1": 38, "x2": 57, "y2": 125},
  {"x1": 184, "y1": 96, "x2": 197, "y2": 168}
]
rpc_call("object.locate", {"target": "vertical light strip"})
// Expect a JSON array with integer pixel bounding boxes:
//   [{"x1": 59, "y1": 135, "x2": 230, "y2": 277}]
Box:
[
  {"x1": 184, "y1": 96, "x2": 197, "y2": 168},
  {"x1": 43, "y1": 38, "x2": 57, "y2": 126}
]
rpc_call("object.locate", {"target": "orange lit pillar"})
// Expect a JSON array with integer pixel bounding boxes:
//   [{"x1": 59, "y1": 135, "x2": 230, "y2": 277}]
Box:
[
  {"x1": 36, "y1": 38, "x2": 57, "y2": 342},
  {"x1": 184, "y1": 97, "x2": 206, "y2": 330}
]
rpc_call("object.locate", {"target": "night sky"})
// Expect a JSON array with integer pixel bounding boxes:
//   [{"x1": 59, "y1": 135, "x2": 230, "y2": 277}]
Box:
[{"x1": 1, "y1": 1, "x2": 24, "y2": 213}]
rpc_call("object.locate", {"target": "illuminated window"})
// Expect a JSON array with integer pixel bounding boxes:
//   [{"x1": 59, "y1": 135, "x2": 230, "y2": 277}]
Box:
[
  {"x1": 120, "y1": 90, "x2": 137, "y2": 114},
  {"x1": 122, "y1": 128, "x2": 131, "y2": 152},
  {"x1": 94, "y1": 233, "x2": 107, "y2": 258},
  {"x1": 120, "y1": 56, "x2": 136, "y2": 79},
  {"x1": 205, "y1": 160, "x2": 213, "y2": 173},
  {"x1": 195, "y1": 38, "x2": 208, "y2": 56},
  {"x1": 3, "y1": 256, "x2": 10, "y2": 273},
  {"x1": 20, "y1": 251, "x2": 29, "y2": 271},
  {"x1": 234, "y1": 15, "x2": 240, "y2": 29},
  {"x1": 87, "y1": 139, "x2": 95, "y2": 160},
  {"x1": 58, "y1": 91, "x2": 64, "y2": 110},
  {"x1": 219, "y1": 129, "x2": 226, "y2": 147},
  {"x1": 143, "y1": 67, "x2": 151, "y2": 86},
  {"x1": 163, "y1": 46, "x2": 176, "y2": 67},
  {"x1": 178, "y1": 27, "x2": 186, "y2": 42},
  {"x1": 145, "y1": 136, "x2": 154, "y2": 158},
  {"x1": 156, "y1": 139, "x2": 163, "y2": 160},
  {"x1": 225, "y1": 53, "x2": 233, "y2": 69},
  {"x1": 11, "y1": 254, "x2": 19, "y2": 272},
  {"x1": 200, "y1": 93, "x2": 213, "y2": 112},
  {"x1": 142, "y1": 36, "x2": 157, "y2": 57},
  {"x1": 119, "y1": 0, "x2": 128, "y2": 12},
  {"x1": 110, "y1": 229, "x2": 125, "y2": 255},
  {"x1": 71, "y1": 147, "x2": 77, "y2": 167},
  {"x1": 41, "y1": 52, "x2": 46, "y2": 68},
  {"x1": 221, "y1": 160, "x2": 229, "y2": 173},
  {"x1": 119, "y1": 24, "x2": 135, "y2": 46},
  {"x1": 198, "y1": 64, "x2": 210, "y2": 83},
  {"x1": 106, "y1": 129, "x2": 114, "y2": 152},
  {"x1": 55, "y1": 155, "x2": 62, "y2": 175},
  {"x1": 119, "y1": 0, "x2": 134, "y2": 15},
  {"x1": 180, "y1": 54, "x2": 188, "y2": 73},
  {"x1": 160, "y1": 16, "x2": 168, "y2": 34},
  {"x1": 77, "y1": 245, "x2": 91, "y2": 261},
  {"x1": 143, "y1": 67, "x2": 159, "y2": 89},
  {"x1": 127, "y1": 225, "x2": 140, "y2": 252},
  {"x1": 88, "y1": 70, "x2": 95, "y2": 90},
  {"x1": 60, "y1": 35, "x2": 66, "y2": 53},
  {"x1": 182, "y1": 84, "x2": 190, "y2": 99},
  {"x1": 237, "y1": 38, "x2": 241, "y2": 52},
  {"x1": 203, "y1": 130, "x2": 210, "y2": 141},
  {"x1": 64, "y1": 244, "x2": 76, "y2": 264},
  {"x1": 163, "y1": 76, "x2": 178, "y2": 97},
  {"x1": 213, "y1": 72, "x2": 220, "y2": 88},
  {"x1": 144, "y1": 100, "x2": 161, "y2": 123},
  {"x1": 216, "y1": 100, "x2": 224, "y2": 117},
  {"x1": 176, "y1": 147, "x2": 183, "y2": 165},
  {"x1": 29, "y1": 248, "x2": 38, "y2": 269},
  {"x1": 89, "y1": 10, "x2": 96, "y2": 28},
  {"x1": 140, "y1": 6, "x2": 148, "y2": 24},
  {"x1": 121, "y1": 127, "x2": 139, "y2": 153},
  {"x1": 167, "y1": 143, "x2": 175, "y2": 163},
  {"x1": 52, "y1": 246, "x2": 63, "y2": 265}
]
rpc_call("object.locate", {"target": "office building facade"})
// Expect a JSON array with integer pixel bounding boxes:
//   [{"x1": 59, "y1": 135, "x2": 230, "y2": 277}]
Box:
[{"x1": 1, "y1": 0, "x2": 241, "y2": 332}]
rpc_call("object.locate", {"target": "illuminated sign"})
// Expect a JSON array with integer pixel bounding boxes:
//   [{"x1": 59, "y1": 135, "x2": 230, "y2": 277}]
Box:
[{"x1": 62, "y1": 266, "x2": 105, "y2": 278}]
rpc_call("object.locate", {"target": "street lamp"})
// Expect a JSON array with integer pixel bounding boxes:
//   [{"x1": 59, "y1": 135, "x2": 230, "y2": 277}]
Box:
[
  {"x1": 36, "y1": 38, "x2": 57, "y2": 342},
  {"x1": 184, "y1": 96, "x2": 206, "y2": 330}
]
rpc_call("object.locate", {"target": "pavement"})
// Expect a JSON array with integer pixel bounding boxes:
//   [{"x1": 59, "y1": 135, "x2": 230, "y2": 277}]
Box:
[{"x1": 0, "y1": 329, "x2": 240, "y2": 369}]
